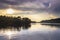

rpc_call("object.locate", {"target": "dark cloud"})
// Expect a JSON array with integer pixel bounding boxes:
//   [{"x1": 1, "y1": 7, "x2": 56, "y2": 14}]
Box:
[
  {"x1": 0, "y1": 0, "x2": 18, "y2": 5},
  {"x1": 0, "y1": 0, "x2": 60, "y2": 15},
  {"x1": 43, "y1": 2, "x2": 50, "y2": 7},
  {"x1": 0, "y1": 0, "x2": 50, "y2": 8},
  {"x1": 12, "y1": 6, "x2": 47, "y2": 12},
  {"x1": 0, "y1": 3, "x2": 8, "y2": 9},
  {"x1": 49, "y1": 0, "x2": 60, "y2": 13},
  {"x1": 0, "y1": 0, "x2": 35, "y2": 5},
  {"x1": 0, "y1": 0, "x2": 18, "y2": 9},
  {"x1": 51, "y1": 4, "x2": 60, "y2": 13},
  {"x1": 0, "y1": 0, "x2": 35, "y2": 9}
]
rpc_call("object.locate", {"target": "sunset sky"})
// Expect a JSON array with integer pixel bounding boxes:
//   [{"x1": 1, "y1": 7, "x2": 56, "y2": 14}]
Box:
[{"x1": 0, "y1": 0, "x2": 60, "y2": 21}]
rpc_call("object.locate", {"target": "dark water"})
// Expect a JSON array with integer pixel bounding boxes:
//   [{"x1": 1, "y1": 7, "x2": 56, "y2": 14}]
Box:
[{"x1": 0, "y1": 23, "x2": 60, "y2": 40}]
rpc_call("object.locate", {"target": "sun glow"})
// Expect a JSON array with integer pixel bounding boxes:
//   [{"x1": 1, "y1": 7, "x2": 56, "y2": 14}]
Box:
[
  {"x1": 4, "y1": 31, "x2": 17, "y2": 39},
  {"x1": 5, "y1": 31, "x2": 13, "y2": 36},
  {"x1": 6, "y1": 8, "x2": 14, "y2": 14}
]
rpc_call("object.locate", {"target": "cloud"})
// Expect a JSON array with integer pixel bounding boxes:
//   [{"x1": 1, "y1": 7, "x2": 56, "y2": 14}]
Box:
[
  {"x1": 0, "y1": 0, "x2": 17, "y2": 5},
  {"x1": 19, "y1": 1, "x2": 45, "y2": 8},
  {"x1": 11, "y1": 0, "x2": 50, "y2": 13},
  {"x1": 0, "y1": 0, "x2": 35, "y2": 5},
  {"x1": 0, "y1": 3, "x2": 9, "y2": 9},
  {"x1": 49, "y1": 0, "x2": 60, "y2": 13},
  {"x1": 0, "y1": 0, "x2": 50, "y2": 9},
  {"x1": 0, "y1": 0, "x2": 60, "y2": 16}
]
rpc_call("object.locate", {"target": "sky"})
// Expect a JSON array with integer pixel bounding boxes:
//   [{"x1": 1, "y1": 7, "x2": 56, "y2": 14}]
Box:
[{"x1": 0, "y1": 0, "x2": 60, "y2": 21}]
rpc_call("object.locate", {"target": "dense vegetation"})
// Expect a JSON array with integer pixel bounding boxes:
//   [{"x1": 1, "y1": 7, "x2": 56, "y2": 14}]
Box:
[
  {"x1": 40, "y1": 18, "x2": 60, "y2": 23},
  {"x1": 40, "y1": 18, "x2": 60, "y2": 28},
  {"x1": 0, "y1": 16, "x2": 31, "y2": 30}
]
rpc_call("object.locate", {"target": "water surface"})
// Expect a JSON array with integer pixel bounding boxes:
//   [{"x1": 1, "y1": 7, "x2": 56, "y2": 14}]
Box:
[{"x1": 0, "y1": 23, "x2": 60, "y2": 40}]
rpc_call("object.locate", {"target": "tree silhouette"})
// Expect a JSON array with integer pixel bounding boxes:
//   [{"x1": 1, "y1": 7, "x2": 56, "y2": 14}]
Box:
[{"x1": 0, "y1": 16, "x2": 31, "y2": 31}]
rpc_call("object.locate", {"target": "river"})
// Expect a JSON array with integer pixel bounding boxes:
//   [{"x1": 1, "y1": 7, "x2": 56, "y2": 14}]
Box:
[{"x1": 0, "y1": 23, "x2": 60, "y2": 40}]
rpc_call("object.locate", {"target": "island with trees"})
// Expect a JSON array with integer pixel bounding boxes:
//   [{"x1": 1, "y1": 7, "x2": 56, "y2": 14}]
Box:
[
  {"x1": 40, "y1": 18, "x2": 60, "y2": 27},
  {"x1": 0, "y1": 15, "x2": 31, "y2": 30},
  {"x1": 40, "y1": 18, "x2": 60, "y2": 23}
]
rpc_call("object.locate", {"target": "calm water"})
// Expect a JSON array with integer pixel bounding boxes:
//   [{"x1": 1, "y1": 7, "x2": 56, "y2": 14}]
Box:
[{"x1": 0, "y1": 23, "x2": 60, "y2": 40}]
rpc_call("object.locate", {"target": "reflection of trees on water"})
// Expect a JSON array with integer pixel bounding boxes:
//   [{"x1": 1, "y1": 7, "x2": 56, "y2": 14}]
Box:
[
  {"x1": 12, "y1": 24, "x2": 31, "y2": 31},
  {"x1": 41, "y1": 23, "x2": 60, "y2": 28},
  {"x1": 40, "y1": 18, "x2": 60, "y2": 28},
  {"x1": 0, "y1": 16, "x2": 31, "y2": 31},
  {"x1": 22, "y1": 24, "x2": 31, "y2": 29}
]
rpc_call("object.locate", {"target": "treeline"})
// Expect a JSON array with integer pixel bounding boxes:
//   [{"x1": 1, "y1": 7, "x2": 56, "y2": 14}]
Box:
[
  {"x1": 0, "y1": 16, "x2": 31, "y2": 30},
  {"x1": 40, "y1": 18, "x2": 60, "y2": 23}
]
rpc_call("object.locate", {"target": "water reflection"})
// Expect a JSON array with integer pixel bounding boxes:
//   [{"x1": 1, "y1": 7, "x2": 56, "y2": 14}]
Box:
[
  {"x1": 41, "y1": 23, "x2": 60, "y2": 28},
  {"x1": 22, "y1": 24, "x2": 31, "y2": 29},
  {"x1": 0, "y1": 23, "x2": 60, "y2": 40},
  {"x1": 0, "y1": 24, "x2": 31, "y2": 40},
  {"x1": 29, "y1": 23, "x2": 58, "y2": 31},
  {"x1": 0, "y1": 24, "x2": 31, "y2": 32},
  {"x1": 0, "y1": 23, "x2": 60, "y2": 32}
]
